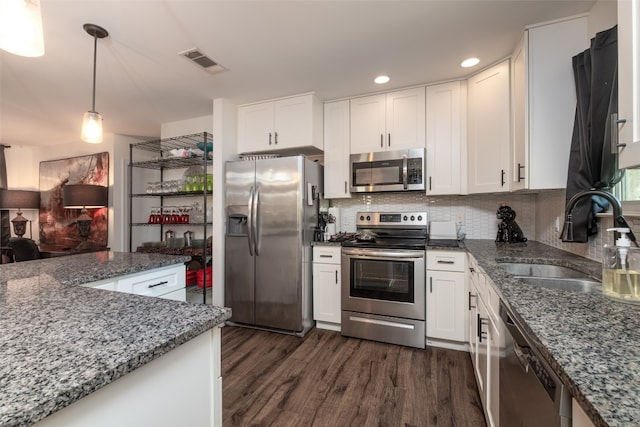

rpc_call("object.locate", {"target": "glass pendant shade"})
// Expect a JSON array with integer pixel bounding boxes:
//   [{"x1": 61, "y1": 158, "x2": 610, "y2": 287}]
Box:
[
  {"x1": 0, "y1": 0, "x2": 45, "y2": 57},
  {"x1": 81, "y1": 111, "x2": 103, "y2": 144}
]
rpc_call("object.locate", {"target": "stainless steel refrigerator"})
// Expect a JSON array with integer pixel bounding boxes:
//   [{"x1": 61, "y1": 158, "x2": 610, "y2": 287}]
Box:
[{"x1": 224, "y1": 156, "x2": 322, "y2": 336}]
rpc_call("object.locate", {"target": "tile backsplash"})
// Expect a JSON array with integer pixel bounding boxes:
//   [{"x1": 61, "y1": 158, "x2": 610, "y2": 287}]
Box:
[
  {"x1": 535, "y1": 189, "x2": 640, "y2": 261},
  {"x1": 329, "y1": 190, "x2": 640, "y2": 263},
  {"x1": 330, "y1": 192, "x2": 536, "y2": 241}
]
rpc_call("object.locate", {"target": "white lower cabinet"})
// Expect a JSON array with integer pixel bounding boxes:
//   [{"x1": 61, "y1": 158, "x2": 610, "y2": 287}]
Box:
[
  {"x1": 426, "y1": 250, "x2": 467, "y2": 346},
  {"x1": 572, "y1": 398, "x2": 596, "y2": 427},
  {"x1": 467, "y1": 253, "x2": 500, "y2": 427},
  {"x1": 34, "y1": 327, "x2": 222, "y2": 427},
  {"x1": 83, "y1": 264, "x2": 186, "y2": 301},
  {"x1": 312, "y1": 246, "x2": 341, "y2": 331}
]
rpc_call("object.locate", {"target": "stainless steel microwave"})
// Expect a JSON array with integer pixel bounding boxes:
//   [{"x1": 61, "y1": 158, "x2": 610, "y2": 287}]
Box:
[{"x1": 350, "y1": 148, "x2": 426, "y2": 193}]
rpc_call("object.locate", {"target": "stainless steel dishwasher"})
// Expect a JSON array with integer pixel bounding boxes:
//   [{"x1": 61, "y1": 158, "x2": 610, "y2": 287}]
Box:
[{"x1": 499, "y1": 302, "x2": 572, "y2": 427}]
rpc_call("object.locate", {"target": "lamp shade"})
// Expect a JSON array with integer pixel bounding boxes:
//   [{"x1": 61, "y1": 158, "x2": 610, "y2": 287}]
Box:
[
  {"x1": 0, "y1": 0, "x2": 45, "y2": 57},
  {"x1": 0, "y1": 189, "x2": 40, "y2": 209},
  {"x1": 62, "y1": 184, "x2": 108, "y2": 208},
  {"x1": 81, "y1": 111, "x2": 103, "y2": 144}
]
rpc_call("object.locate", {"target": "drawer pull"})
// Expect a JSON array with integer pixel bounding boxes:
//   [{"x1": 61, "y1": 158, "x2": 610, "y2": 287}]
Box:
[
  {"x1": 319, "y1": 254, "x2": 333, "y2": 258},
  {"x1": 148, "y1": 280, "x2": 169, "y2": 289},
  {"x1": 437, "y1": 260, "x2": 455, "y2": 264}
]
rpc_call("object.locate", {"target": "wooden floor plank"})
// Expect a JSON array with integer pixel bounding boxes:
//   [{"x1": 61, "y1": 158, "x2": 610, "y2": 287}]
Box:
[{"x1": 221, "y1": 326, "x2": 486, "y2": 427}]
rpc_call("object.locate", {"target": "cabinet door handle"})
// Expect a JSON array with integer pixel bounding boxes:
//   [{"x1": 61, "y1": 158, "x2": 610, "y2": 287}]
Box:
[
  {"x1": 380, "y1": 134, "x2": 383, "y2": 148},
  {"x1": 268, "y1": 132, "x2": 272, "y2": 145},
  {"x1": 428, "y1": 176, "x2": 432, "y2": 191},
  {"x1": 388, "y1": 133, "x2": 391, "y2": 147},
  {"x1": 274, "y1": 131, "x2": 278, "y2": 145},
  {"x1": 611, "y1": 113, "x2": 627, "y2": 153},
  {"x1": 468, "y1": 292, "x2": 477, "y2": 310},
  {"x1": 335, "y1": 270, "x2": 338, "y2": 284},
  {"x1": 517, "y1": 163, "x2": 525, "y2": 182},
  {"x1": 148, "y1": 280, "x2": 168, "y2": 289},
  {"x1": 344, "y1": 181, "x2": 347, "y2": 194},
  {"x1": 477, "y1": 315, "x2": 487, "y2": 342},
  {"x1": 501, "y1": 169, "x2": 506, "y2": 187},
  {"x1": 469, "y1": 267, "x2": 475, "y2": 273}
]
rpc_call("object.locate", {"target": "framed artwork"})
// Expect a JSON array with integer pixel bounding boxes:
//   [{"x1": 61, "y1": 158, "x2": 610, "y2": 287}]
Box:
[{"x1": 39, "y1": 152, "x2": 109, "y2": 249}]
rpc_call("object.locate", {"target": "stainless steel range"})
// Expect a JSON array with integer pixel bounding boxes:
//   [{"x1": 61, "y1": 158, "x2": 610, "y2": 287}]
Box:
[{"x1": 341, "y1": 211, "x2": 427, "y2": 348}]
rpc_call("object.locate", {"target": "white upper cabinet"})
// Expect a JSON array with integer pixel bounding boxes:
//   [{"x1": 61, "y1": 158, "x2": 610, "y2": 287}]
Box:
[
  {"x1": 467, "y1": 60, "x2": 511, "y2": 194},
  {"x1": 618, "y1": 0, "x2": 640, "y2": 168},
  {"x1": 238, "y1": 93, "x2": 323, "y2": 155},
  {"x1": 323, "y1": 100, "x2": 351, "y2": 199},
  {"x1": 426, "y1": 81, "x2": 466, "y2": 195},
  {"x1": 511, "y1": 16, "x2": 588, "y2": 190},
  {"x1": 350, "y1": 87, "x2": 425, "y2": 154}
]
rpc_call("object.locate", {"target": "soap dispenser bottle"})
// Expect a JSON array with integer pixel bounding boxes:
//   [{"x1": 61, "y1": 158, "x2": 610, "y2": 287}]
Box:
[{"x1": 603, "y1": 227, "x2": 640, "y2": 303}]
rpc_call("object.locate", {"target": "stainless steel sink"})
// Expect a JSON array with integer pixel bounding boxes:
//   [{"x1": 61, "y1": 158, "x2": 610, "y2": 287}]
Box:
[
  {"x1": 498, "y1": 262, "x2": 591, "y2": 279},
  {"x1": 513, "y1": 276, "x2": 602, "y2": 293},
  {"x1": 498, "y1": 262, "x2": 601, "y2": 293}
]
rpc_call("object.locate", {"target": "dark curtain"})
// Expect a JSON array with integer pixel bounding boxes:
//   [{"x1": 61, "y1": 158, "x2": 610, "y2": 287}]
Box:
[{"x1": 565, "y1": 25, "x2": 623, "y2": 242}]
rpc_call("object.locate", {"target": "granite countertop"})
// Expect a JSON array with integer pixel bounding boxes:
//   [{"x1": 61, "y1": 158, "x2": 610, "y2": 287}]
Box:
[
  {"x1": 464, "y1": 240, "x2": 638, "y2": 427},
  {"x1": 0, "y1": 251, "x2": 231, "y2": 427}
]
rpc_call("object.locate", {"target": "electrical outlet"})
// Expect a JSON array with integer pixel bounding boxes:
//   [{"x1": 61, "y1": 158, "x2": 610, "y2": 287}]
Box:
[
  {"x1": 456, "y1": 213, "x2": 465, "y2": 226},
  {"x1": 555, "y1": 216, "x2": 561, "y2": 232}
]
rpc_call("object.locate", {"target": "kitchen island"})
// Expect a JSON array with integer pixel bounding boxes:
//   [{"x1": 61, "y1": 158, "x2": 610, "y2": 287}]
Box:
[
  {"x1": 465, "y1": 240, "x2": 638, "y2": 427},
  {"x1": 0, "y1": 251, "x2": 230, "y2": 427}
]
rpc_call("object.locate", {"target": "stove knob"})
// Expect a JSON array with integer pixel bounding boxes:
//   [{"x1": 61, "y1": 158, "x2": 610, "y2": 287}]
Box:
[
  {"x1": 418, "y1": 215, "x2": 423, "y2": 221},
  {"x1": 359, "y1": 215, "x2": 365, "y2": 221},
  {"x1": 366, "y1": 215, "x2": 371, "y2": 221},
  {"x1": 410, "y1": 215, "x2": 415, "y2": 221},
  {"x1": 403, "y1": 215, "x2": 408, "y2": 221}
]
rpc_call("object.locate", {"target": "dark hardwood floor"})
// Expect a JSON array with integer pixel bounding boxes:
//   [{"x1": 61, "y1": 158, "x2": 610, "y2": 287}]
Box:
[{"x1": 221, "y1": 326, "x2": 487, "y2": 427}]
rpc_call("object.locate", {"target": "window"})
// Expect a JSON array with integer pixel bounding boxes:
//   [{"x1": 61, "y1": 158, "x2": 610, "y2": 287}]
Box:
[{"x1": 617, "y1": 168, "x2": 640, "y2": 212}]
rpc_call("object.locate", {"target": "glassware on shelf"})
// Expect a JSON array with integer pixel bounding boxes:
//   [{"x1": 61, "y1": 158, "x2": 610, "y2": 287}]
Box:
[
  {"x1": 190, "y1": 202, "x2": 204, "y2": 223},
  {"x1": 179, "y1": 205, "x2": 190, "y2": 224},
  {"x1": 170, "y1": 206, "x2": 180, "y2": 224},
  {"x1": 148, "y1": 207, "x2": 161, "y2": 224},
  {"x1": 161, "y1": 207, "x2": 172, "y2": 224}
]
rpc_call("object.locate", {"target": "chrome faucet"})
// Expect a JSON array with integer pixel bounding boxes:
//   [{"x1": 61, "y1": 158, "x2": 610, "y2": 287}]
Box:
[{"x1": 560, "y1": 189, "x2": 638, "y2": 246}]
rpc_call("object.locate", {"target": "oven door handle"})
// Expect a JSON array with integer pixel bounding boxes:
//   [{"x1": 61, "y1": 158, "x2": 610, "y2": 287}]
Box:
[{"x1": 342, "y1": 248, "x2": 424, "y2": 259}]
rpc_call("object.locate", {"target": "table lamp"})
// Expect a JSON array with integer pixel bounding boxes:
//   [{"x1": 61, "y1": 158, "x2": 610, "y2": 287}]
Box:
[
  {"x1": 0, "y1": 189, "x2": 41, "y2": 238},
  {"x1": 62, "y1": 184, "x2": 108, "y2": 250}
]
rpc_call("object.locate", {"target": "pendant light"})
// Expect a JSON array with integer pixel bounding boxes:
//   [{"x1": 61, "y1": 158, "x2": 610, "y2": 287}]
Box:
[
  {"x1": 0, "y1": 0, "x2": 45, "y2": 57},
  {"x1": 81, "y1": 23, "x2": 108, "y2": 144}
]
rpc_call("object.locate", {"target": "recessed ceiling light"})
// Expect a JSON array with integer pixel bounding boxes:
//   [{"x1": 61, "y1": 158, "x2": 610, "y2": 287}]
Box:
[
  {"x1": 461, "y1": 57, "x2": 480, "y2": 68},
  {"x1": 374, "y1": 75, "x2": 390, "y2": 84}
]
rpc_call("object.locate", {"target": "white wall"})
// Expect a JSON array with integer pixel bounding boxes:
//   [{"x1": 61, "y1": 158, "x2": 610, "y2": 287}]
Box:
[
  {"x1": 212, "y1": 99, "x2": 238, "y2": 307},
  {"x1": 587, "y1": 0, "x2": 617, "y2": 38}
]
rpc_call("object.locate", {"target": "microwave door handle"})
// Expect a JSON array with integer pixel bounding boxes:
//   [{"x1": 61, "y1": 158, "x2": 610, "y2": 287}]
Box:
[{"x1": 402, "y1": 157, "x2": 408, "y2": 190}]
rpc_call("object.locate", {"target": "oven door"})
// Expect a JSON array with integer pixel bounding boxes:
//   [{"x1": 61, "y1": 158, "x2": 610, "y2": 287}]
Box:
[{"x1": 341, "y1": 247, "x2": 425, "y2": 320}]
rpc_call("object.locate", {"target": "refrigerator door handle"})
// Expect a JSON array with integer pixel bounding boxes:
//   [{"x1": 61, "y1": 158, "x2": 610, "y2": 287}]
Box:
[
  {"x1": 254, "y1": 186, "x2": 261, "y2": 256},
  {"x1": 247, "y1": 186, "x2": 255, "y2": 256}
]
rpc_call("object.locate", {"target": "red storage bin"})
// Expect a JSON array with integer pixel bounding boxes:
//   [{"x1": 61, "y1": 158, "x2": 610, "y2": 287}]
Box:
[
  {"x1": 185, "y1": 270, "x2": 197, "y2": 286},
  {"x1": 197, "y1": 267, "x2": 212, "y2": 288}
]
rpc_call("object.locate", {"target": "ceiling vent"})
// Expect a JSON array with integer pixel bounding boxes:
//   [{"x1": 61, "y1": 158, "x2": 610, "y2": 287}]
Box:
[{"x1": 179, "y1": 48, "x2": 227, "y2": 75}]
